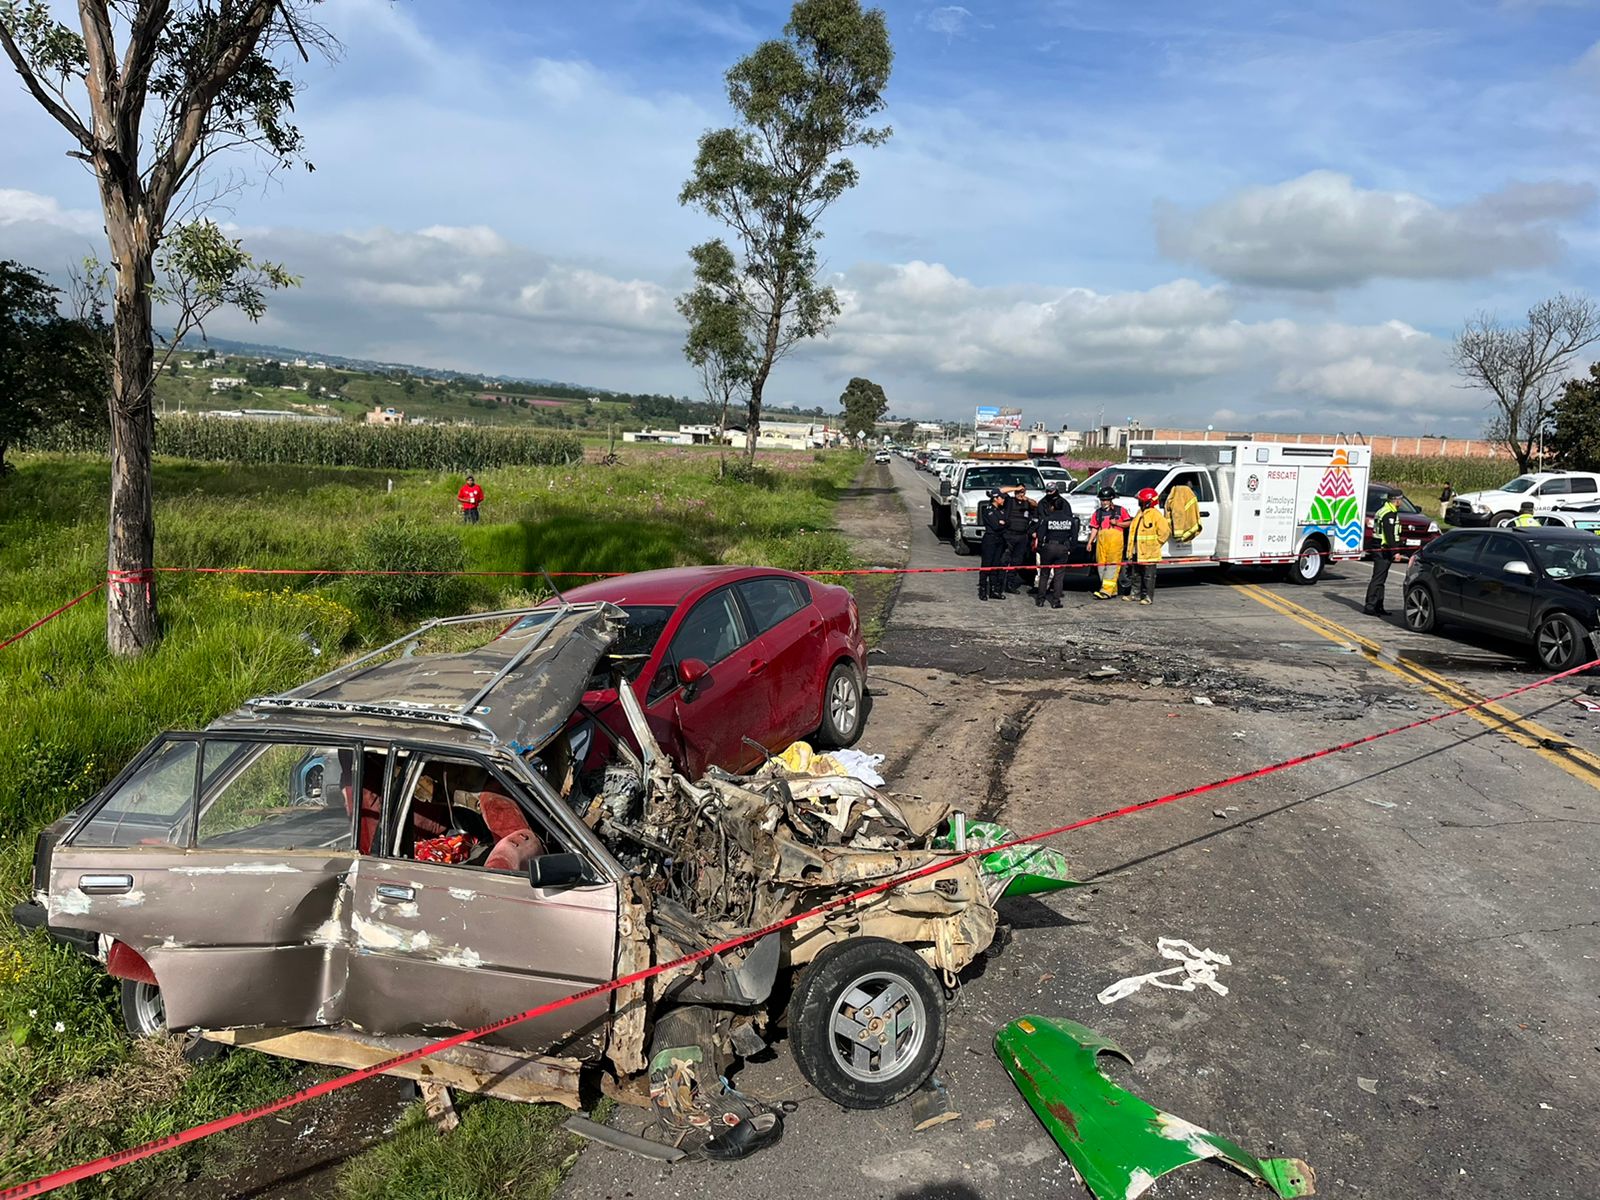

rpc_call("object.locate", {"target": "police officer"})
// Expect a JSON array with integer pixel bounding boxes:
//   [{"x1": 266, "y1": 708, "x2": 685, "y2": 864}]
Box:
[
  {"x1": 998, "y1": 486, "x2": 1036, "y2": 594},
  {"x1": 1364, "y1": 488, "x2": 1402, "y2": 616},
  {"x1": 978, "y1": 488, "x2": 1008, "y2": 601},
  {"x1": 1512, "y1": 501, "x2": 1539, "y2": 527},
  {"x1": 1034, "y1": 482, "x2": 1081, "y2": 608}
]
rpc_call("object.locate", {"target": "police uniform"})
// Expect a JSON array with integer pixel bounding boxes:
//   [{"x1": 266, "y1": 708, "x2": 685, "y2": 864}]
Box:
[
  {"x1": 1364, "y1": 492, "x2": 1400, "y2": 616},
  {"x1": 999, "y1": 491, "x2": 1036, "y2": 593},
  {"x1": 1034, "y1": 487, "x2": 1081, "y2": 608},
  {"x1": 978, "y1": 490, "x2": 1008, "y2": 601}
]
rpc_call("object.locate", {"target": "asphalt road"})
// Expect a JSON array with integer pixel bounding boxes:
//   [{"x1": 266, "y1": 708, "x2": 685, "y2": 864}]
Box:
[{"x1": 561, "y1": 456, "x2": 1600, "y2": 1200}]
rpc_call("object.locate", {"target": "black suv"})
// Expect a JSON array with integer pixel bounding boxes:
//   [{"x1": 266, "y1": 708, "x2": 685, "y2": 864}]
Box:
[{"x1": 1403, "y1": 527, "x2": 1600, "y2": 671}]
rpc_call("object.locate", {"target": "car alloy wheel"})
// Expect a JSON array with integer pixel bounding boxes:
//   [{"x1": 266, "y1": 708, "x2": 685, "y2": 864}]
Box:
[
  {"x1": 828, "y1": 668, "x2": 860, "y2": 739},
  {"x1": 125, "y1": 980, "x2": 166, "y2": 1037},
  {"x1": 119, "y1": 979, "x2": 224, "y2": 1061},
  {"x1": 1534, "y1": 613, "x2": 1586, "y2": 672},
  {"x1": 1404, "y1": 586, "x2": 1436, "y2": 633},
  {"x1": 788, "y1": 937, "x2": 946, "y2": 1109},
  {"x1": 827, "y1": 968, "x2": 928, "y2": 1085},
  {"x1": 815, "y1": 662, "x2": 864, "y2": 748}
]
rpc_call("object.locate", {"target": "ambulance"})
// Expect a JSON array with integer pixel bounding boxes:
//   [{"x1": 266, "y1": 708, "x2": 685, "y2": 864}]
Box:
[{"x1": 1065, "y1": 440, "x2": 1372, "y2": 584}]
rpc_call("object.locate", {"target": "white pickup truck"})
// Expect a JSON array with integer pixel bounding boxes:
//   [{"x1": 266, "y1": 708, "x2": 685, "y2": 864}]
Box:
[
  {"x1": 931, "y1": 461, "x2": 1047, "y2": 555},
  {"x1": 1063, "y1": 440, "x2": 1372, "y2": 584}
]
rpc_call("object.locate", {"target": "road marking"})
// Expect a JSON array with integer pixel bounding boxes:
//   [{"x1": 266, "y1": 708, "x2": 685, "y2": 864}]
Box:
[{"x1": 1236, "y1": 582, "x2": 1600, "y2": 792}]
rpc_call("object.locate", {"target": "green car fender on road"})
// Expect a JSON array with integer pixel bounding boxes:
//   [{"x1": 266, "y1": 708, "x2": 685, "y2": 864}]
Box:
[{"x1": 994, "y1": 1016, "x2": 1316, "y2": 1200}]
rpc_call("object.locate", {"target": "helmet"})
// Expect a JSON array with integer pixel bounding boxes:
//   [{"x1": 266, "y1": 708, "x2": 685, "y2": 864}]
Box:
[
  {"x1": 1137, "y1": 487, "x2": 1159, "y2": 505},
  {"x1": 1045, "y1": 480, "x2": 1063, "y2": 493},
  {"x1": 1097, "y1": 487, "x2": 1117, "y2": 501}
]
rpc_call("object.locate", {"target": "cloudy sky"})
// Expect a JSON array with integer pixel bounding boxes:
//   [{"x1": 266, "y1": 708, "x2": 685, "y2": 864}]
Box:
[{"x1": 4, "y1": 0, "x2": 1599, "y2": 432}]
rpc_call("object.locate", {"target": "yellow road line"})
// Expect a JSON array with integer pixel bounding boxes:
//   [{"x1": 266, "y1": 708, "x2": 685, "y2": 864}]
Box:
[{"x1": 1235, "y1": 582, "x2": 1600, "y2": 791}]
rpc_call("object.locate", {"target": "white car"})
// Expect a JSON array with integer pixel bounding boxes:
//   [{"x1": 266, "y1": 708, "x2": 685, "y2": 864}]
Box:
[
  {"x1": 874, "y1": 450, "x2": 891, "y2": 463},
  {"x1": 1038, "y1": 465, "x2": 1075, "y2": 490},
  {"x1": 1446, "y1": 472, "x2": 1600, "y2": 527}
]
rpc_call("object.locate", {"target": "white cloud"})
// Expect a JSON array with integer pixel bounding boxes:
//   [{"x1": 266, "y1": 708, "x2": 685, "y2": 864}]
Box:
[
  {"x1": 922, "y1": 6, "x2": 975, "y2": 37},
  {"x1": 1156, "y1": 170, "x2": 1596, "y2": 290},
  {"x1": 0, "y1": 186, "x2": 1475, "y2": 431}
]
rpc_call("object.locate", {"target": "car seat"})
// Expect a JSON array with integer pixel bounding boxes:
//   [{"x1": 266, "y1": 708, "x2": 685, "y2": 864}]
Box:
[{"x1": 484, "y1": 828, "x2": 545, "y2": 872}]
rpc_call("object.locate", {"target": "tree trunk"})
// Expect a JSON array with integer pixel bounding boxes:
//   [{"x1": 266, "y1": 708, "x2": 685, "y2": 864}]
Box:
[
  {"x1": 106, "y1": 232, "x2": 158, "y2": 656},
  {"x1": 745, "y1": 368, "x2": 767, "y2": 462}
]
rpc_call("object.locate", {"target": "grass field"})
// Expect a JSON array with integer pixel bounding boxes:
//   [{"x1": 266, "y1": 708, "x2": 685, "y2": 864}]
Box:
[{"x1": 0, "y1": 446, "x2": 863, "y2": 1197}]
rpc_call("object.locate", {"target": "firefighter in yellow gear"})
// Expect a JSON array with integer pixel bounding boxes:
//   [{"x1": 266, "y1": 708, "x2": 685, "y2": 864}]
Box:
[{"x1": 1088, "y1": 487, "x2": 1131, "y2": 598}]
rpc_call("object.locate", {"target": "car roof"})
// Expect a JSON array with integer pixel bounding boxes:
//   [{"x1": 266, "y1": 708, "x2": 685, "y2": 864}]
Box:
[
  {"x1": 549, "y1": 564, "x2": 806, "y2": 607},
  {"x1": 1445, "y1": 525, "x2": 1597, "y2": 541},
  {"x1": 227, "y1": 603, "x2": 620, "y2": 751}
]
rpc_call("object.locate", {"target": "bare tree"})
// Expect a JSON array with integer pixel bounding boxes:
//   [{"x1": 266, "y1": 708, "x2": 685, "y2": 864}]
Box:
[
  {"x1": 1454, "y1": 293, "x2": 1600, "y2": 472},
  {"x1": 1, "y1": 0, "x2": 330, "y2": 655}
]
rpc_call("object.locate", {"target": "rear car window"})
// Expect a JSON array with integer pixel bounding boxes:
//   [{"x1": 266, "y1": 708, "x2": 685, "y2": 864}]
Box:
[
  {"x1": 737, "y1": 578, "x2": 809, "y2": 634},
  {"x1": 71, "y1": 738, "x2": 198, "y2": 848},
  {"x1": 196, "y1": 740, "x2": 355, "y2": 851},
  {"x1": 963, "y1": 468, "x2": 1042, "y2": 491},
  {"x1": 1427, "y1": 532, "x2": 1483, "y2": 565}
]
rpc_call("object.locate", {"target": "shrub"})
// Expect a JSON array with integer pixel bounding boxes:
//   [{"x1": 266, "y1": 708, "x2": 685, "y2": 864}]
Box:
[{"x1": 349, "y1": 518, "x2": 467, "y2": 617}]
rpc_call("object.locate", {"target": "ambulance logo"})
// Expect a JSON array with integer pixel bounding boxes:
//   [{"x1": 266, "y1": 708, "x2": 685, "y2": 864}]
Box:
[
  {"x1": 1246, "y1": 474, "x2": 1260, "y2": 492},
  {"x1": 1302, "y1": 448, "x2": 1362, "y2": 553}
]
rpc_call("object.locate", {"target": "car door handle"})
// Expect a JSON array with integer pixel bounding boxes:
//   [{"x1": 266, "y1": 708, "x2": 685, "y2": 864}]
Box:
[
  {"x1": 748, "y1": 658, "x2": 768, "y2": 675},
  {"x1": 78, "y1": 873, "x2": 133, "y2": 895},
  {"x1": 375, "y1": 884, "x2": 415, "y2": 904}
]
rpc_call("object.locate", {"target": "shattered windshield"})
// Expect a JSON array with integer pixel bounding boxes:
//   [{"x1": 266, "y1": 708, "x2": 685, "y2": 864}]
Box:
[
  {"x1": 511, "y1": 605, "x2": 674, "y2": 684},
  {"x1": 1526, "y1": 538, "x2": 1600, "y2": 578},
  {"x1": 1072, "y1": 467, "x2": 1168, "y2": 496}
]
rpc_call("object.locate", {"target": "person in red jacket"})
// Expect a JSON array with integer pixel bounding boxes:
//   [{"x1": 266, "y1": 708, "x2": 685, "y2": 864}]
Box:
[{"x1": 457, "y1": 475, "x2": 484, "y2": 524}]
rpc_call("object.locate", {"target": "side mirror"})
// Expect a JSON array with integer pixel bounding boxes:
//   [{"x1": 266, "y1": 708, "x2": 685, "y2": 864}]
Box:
[
  {"x1": 1503, "y1": 559, "x2": 1533, "y2": 577},
  {"x1": 528, "y1": 852, "x2": 592, "y2": 890},
  {"x1": 677, "y1": 657, "x2": 709, "y2": 699},
  {"x1": 939, "y1": 480, "x2": 952, "y2": 497}
]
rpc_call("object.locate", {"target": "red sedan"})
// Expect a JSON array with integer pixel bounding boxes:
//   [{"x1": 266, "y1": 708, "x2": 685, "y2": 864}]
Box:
[
  {"x1": 1365, "y1": 483, "x2": 1441, "y2": 554},
  {"x1": 510, "y1": 566, "x2": 868, "y2": 778}
]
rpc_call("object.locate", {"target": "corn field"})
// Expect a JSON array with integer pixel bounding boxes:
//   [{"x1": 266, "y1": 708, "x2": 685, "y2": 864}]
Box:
[
  {"x1": 1369, "y1": 455, "x2": 1515, "y2": 492},
  {"x1": 26, "y1": 417, "x2": 582, "y2": 470}
]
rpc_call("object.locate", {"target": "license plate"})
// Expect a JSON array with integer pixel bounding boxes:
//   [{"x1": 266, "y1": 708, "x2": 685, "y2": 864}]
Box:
[{"x1": 1405, "y1": 538, "x2": 1420, "y2": 545}]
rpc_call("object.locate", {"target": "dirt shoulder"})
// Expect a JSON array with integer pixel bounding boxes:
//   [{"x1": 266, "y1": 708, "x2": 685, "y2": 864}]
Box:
[{"x1": 831, "y1": 456, "x2": 910, "y2": 644}]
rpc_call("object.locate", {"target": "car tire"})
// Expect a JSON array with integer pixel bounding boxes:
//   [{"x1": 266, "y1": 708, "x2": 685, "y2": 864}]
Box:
[
  {"x1": 119, "y1": 979, "x2": 224, "y2": 1062},
  {"x1": 1533, "y1": 612, "x2": 1590, "y2": 673},
  {"x1": 815, "y1": 662, "x2": 865, "y2": 748},
  {"x1": 788, "y1": 937, "x2": 946, "y2": 1109},
  {"x1": 1403, "y1": 584, "x2": 1438, "y2": 633},
  {"x1": 1491, "y1": 511, "x2": 1516, "y2": 528},
  {"x1": 1288, "y1": 540, "x2": 1325, "y2": 585},
  {"x1": 951, "y1": 534, "x2": 972, "y2": 556}
]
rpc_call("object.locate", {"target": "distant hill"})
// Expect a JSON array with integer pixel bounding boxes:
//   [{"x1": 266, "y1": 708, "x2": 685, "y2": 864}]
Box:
[{"x1": 190, "y1": 336, "x2": 609, "y2": 394}]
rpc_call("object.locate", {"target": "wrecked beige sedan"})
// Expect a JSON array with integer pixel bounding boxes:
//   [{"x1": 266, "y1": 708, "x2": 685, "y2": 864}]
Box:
[{"x1": 20, "y1": 602, "x2": 999, "y2": 1109}]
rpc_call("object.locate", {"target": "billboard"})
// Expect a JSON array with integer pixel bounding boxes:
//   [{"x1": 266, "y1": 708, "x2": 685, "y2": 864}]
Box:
[{"x1": 975, "y1": 405, "x2": 1022, "y2": 432}]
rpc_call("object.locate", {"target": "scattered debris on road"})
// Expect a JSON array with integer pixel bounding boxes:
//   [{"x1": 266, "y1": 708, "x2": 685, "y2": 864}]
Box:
[
  {"x1": 1096, "y1": 937, "x2": 1232, "y2": 1005},
  {"x1": 909, "y1": 1075, "x2": 960, "y2": 1131},
  {"x1": 995, "y1": 1016, "x2": 1316, "y2": 1200}
]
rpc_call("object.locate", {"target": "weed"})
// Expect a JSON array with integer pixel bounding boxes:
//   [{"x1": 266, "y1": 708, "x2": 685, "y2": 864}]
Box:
[{"x1": 335, "y1": 1097, "x2": 581, "y2": 1200}]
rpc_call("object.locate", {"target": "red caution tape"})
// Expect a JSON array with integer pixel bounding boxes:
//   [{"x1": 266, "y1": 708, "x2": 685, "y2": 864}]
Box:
[
  {"x1": 0, "y1": 583, "x2": 106, "y2": 652},
  {"x1": 4, "y1": 654, "x2": 1594, "y2": 1198},
  {"x1": 2, "y1": 551, "x2": 1363, "y2": 651}
]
